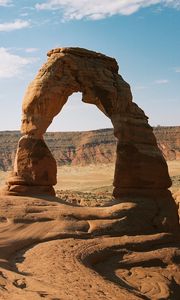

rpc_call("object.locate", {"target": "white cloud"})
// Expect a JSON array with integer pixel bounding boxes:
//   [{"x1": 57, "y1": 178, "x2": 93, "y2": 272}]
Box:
[
  {"x1": 154, "y1": 79, "x2": 169, "y2": 84},
  {"x1": 0, "y1": 0, "x2": 11, "y2": 6},
  {"x1": 35, "y1": 0, "x2": 180, "y2": 20},
  {"x1": 0, "y1": 19, "x2": 30, "y2": 32},
  {"x1": 25, "y1": 48, "x2": 39, "y2": 53},
  {"x1": 0, "y1": 48, "x2": 34, "y2": 78}
]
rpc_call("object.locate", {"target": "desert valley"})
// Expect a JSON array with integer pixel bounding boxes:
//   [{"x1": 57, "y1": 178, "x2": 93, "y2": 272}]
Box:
[{"x1": 0, "y1": 126, "x2": 180, "y2": 196}]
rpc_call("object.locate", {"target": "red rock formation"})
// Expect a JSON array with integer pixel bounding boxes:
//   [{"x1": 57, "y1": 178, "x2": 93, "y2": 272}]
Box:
[
  {"x1": 2, "y1": 47, "x2": 171, "y2": 198},
  {"x1": 7, "y1": 135, "x2": 56, "y2": 196}
]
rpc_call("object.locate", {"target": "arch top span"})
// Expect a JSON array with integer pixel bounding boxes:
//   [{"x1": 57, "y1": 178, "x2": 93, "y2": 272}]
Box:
[
  {"x1": 47, "y1": 47, "x2": 119, "y2": 71},
  {"x1": 21, "y1": 47, "x2": 145, "y2": 137}
]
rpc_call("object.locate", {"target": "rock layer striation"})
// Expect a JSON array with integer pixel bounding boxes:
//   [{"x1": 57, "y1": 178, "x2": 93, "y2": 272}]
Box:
[{"x1": 0, "y1": 127, "x2": 179, "y2": 171}]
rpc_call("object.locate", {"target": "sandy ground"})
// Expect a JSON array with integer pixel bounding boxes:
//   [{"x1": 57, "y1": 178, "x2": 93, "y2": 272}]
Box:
[
  {"x1": 167, "y1": 160, "x2": 180, "y2": 176},
  {"x1": 56, "y1": 163, "x2": 115, "y2": 191},
  {"x1": 0, "y1": 162, "x2": 180, "y2": 299},
  {"x1": 57, "y1": 161, "x2": 180, "y2": 192},
  {"x1": 0, "y1": 161, "x2": 180, "y2": 192},
  {"x1": 55, "y1": 161, "x2": 180, "y2": 192}
]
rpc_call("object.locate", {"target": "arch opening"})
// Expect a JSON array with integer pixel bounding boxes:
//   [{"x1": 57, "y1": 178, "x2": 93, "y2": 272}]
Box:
[
  {"x1": 48, "y1": 92, "x2": 113, "y2": 132},
  {"x1": 46, "y1": 92, "x2": 115, "y2": 197}
]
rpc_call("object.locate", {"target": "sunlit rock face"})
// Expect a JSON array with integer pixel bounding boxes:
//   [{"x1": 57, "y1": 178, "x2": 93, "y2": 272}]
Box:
[{"x1": 3, "y1": 47, "x2": 171, "y2": 198}]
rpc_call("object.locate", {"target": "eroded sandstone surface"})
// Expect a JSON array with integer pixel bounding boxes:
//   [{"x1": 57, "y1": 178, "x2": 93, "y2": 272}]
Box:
[{"x1": 0, "y1": 195, "x2": 179, "y2": 300}]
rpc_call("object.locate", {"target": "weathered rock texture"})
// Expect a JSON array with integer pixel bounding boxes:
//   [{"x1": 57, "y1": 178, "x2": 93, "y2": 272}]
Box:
[
  {"x1": 2, "y1": 47, "x2": 172, "y2": 198},
  {"x1": 7, "y1": 135, "x2": 57, "y2": 196},
  {"x1": 0, "y1": 195, "x2": 179, "y2": 300}
]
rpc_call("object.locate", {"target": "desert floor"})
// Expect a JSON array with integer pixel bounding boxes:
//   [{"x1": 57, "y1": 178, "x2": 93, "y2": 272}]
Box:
[
  {"x1": 56, "y1": 160, "x2": 180, "y2": 192},
  {"x1": 0, "y1": 160, "x2": 180, "y2": 193},
  {"x1": 0, "y1": 161, "x2": 180, "y2": 299}
]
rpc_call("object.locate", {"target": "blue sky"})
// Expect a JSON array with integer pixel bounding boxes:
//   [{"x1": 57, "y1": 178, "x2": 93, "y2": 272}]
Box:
[{"x1": 0, "y1": 0, "x2": 179, "y2": 131}]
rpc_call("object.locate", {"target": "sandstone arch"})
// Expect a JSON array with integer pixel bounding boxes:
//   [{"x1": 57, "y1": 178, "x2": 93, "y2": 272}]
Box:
[
  {"x1": 5, "y1": 47, "x2": 171, "y2": 197},
  {"x1": 0, "y1": 48, "x2": 180, "y2": 300}
]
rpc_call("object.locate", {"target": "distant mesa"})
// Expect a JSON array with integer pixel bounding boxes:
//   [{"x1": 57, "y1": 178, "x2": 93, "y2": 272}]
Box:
[{"x1": 0, "y1": 127, "x2": 179, "y2": 171}]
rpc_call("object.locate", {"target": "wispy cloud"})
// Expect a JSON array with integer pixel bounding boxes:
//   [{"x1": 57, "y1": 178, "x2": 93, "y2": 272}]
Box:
[
  {"x1": 25, "y1": 48, "x2": 39, "y2": 53},
  {"x1": 174, "y1": 67, "x2": 180, "y2": 73},
  {"x1": 0, "y1": 19, "x2": 30, "y2": 32},
  {"x1": 134, "y1": 85, "x2": 147, "y2": 90},
  {"x1": 0, "y1": 0, "x2": 11, "y2": 6},
  {"x1": 20, "y1": 12, "x2": 29, "y2": 17},
  {"x1": 154, "y1": 79, "x2": 169, "y2": 84},
  {"x1": 0, "y1": 48, "x2": 34, "y2": 78},
  {"x1": 35, "y1": 0, "x2": 180, "y2": 20}
]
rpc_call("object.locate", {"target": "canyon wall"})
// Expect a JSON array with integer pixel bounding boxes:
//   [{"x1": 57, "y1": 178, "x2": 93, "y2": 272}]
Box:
[
  {"x1": 0, "y1": 126, "x2": 179, "y2": 171},
  {"x1": 153, "y1": 126, "x2": 180, "y2": 160}
]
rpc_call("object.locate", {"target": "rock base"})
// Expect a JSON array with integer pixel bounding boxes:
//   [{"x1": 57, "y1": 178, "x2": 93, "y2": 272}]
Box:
[{"x1": 0, "y1": 184, "x2": 55, "y2": 197}]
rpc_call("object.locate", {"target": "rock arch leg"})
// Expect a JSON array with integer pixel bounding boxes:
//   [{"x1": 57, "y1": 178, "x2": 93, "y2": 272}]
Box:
[
  {"x1": 4, "y1": 135, "x2": 57, "y2": 196},
  {"x1": 111, "y1": 113, "x2": 171, "y2": 197},
  {"x1": 111, "y1": 113, "x2": 179, "y2": 230}
]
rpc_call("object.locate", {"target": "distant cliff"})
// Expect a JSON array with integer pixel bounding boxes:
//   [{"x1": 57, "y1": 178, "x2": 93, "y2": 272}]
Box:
[
  {"x1": 153, "y1": 126, "x2": 180, "y2": 160},
  {"x1": 0, "y1": 126, "x2": 179, "y2": 171}
]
